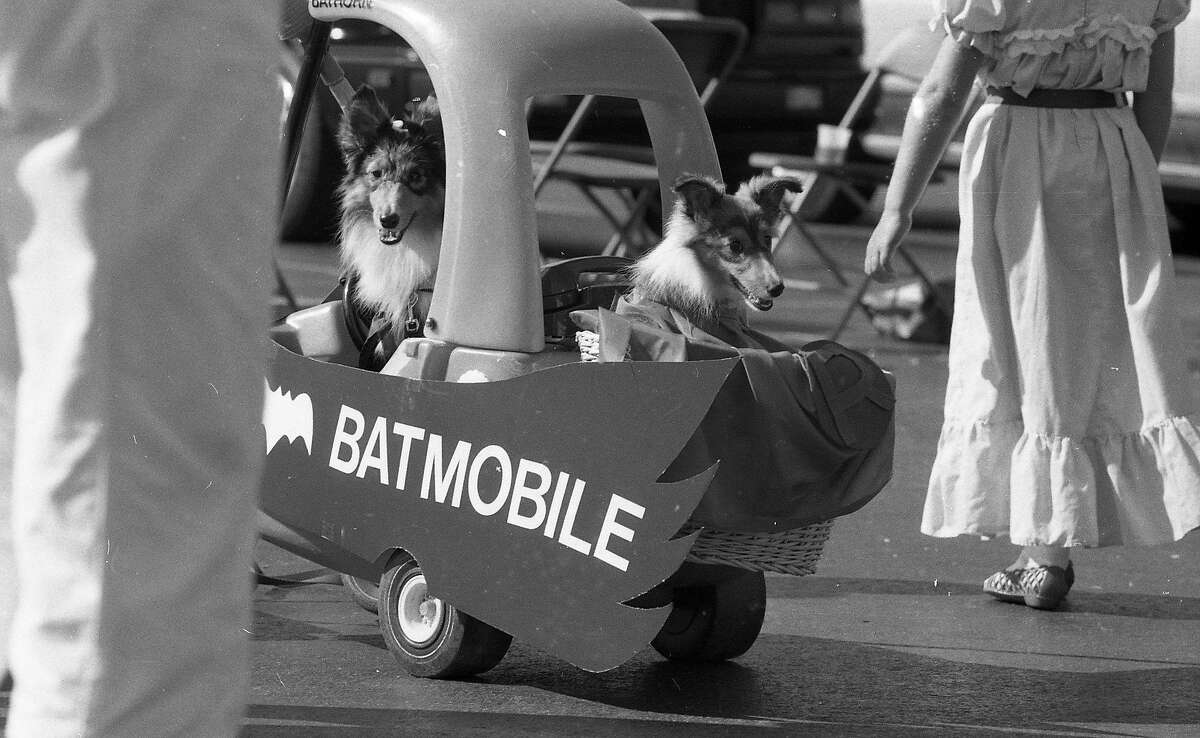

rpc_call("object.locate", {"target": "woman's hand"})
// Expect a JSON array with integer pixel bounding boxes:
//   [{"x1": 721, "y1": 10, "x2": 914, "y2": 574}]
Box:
[
  {"x1": 864, "y1": 209, "x2": 912, "y2": 282},
  {"x1": 861, "y1": 37, "x2": 982, "y2": 283}
]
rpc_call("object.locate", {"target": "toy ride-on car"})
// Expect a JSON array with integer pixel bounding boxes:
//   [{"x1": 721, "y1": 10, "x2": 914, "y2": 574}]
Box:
[{"x1": 262, "y1": 0, "x2": 894, "y2": 679}]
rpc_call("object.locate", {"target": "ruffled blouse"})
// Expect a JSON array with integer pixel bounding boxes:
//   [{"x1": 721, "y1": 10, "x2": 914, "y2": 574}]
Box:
[{"x1": 932, "y1": 0, "x2": 1190, "y2": 94}]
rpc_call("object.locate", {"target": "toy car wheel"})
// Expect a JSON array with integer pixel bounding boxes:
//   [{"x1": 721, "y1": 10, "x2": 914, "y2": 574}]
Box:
[
  {"x1": 378, "y1": 552, "x2": 512, "y2": 679},
  {"x1": 650, "y1": 569, "x2": 766, "y2": 662},
  {"x1": 340, "y1": 573, "x2": 380, "y2": 614}
]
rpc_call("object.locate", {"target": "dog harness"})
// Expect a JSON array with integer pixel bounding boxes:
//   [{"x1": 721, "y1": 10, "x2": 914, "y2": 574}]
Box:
[
  {"x1": 358, "y1": 288, "x2": 433, "y2": 371},
  {"x1": 341, "y1": 274, "x2": 433, "y2": 371}
]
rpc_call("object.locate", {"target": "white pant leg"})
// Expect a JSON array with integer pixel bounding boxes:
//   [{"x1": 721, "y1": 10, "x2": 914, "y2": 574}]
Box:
[
  {"x1": 1, "y1": 3, "x2": 279, "y2": 735},
  {"x1": 0, "y1": 210, "x2": 14, "y2": 683}
]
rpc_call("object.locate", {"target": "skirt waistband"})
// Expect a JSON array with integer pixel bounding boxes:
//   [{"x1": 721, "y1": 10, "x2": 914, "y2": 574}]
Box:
[{"x1": 985, "y1": 87, "x2": 1126, "y2": 109}]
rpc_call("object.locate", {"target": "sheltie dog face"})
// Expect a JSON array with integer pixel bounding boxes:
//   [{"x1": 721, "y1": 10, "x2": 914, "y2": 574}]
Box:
[
  {"x1": 631, "y1": 174, "x2": 804, "y2": 320},
  {"x1": 336, "y1": 86, "x2": 444, "y2": 330}
]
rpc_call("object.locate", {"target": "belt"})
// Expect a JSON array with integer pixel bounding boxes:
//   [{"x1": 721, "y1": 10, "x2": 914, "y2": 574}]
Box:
[{"x1": 986, "y1": 86, "x2": 1125, "y2": 108}]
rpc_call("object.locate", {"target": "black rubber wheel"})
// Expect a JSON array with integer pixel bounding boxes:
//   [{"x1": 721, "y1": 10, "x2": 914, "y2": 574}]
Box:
[
  {"x1": 378, "y1": 552, "x2": 512, "y2": 679},
  {"x1": 651, "y1": 568, "x2": 767, "y2": 662},
  {"x1": 340, "y1": 573, "x2": 380, "y2": 614}
]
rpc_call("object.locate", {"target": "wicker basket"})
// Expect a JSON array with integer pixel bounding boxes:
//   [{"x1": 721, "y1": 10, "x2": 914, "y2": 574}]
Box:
[
  {"x1": 680, "y1": 520, "x2": 833, "y2": 575},
  {"x1": 577, "y1": 329, "x2": 831, "y2": 576}
]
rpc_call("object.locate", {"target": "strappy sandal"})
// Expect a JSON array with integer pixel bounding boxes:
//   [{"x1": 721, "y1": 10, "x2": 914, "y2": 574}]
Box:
[{"x1": 983, "y1": 562, "x2": 1074, "y2": 610}]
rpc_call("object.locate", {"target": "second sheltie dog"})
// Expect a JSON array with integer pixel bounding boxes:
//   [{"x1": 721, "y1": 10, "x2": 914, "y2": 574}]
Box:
[
  {"x1": 337, "y1": 85, "x2": 444, "y2": 349},
  {"x1": 628, "y1": 174, "x2": 803, "y2": 326}
]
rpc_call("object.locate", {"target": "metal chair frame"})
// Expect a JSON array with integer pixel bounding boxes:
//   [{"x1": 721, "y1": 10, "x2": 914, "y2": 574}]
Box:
[
  {"x1": 751, "y1": 24, "x2": 978, "y2": 339},
  {"x1": 531, "y1": 12, "x2": 747, "y2": 257}
]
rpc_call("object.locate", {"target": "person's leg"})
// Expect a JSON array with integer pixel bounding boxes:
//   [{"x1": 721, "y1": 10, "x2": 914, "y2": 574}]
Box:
[
  {"x1": 1, "y1": 108, "x2": 47, "y2": 696},
  {"x1": 0, "y1": 213, "x2": 15, "y2": 685},
  {"x1": 5, "y1": 129, "x2": 112, "y2": 732},
  {"x1": 2, "y1": 3, "x2": 278, "y2": 734},
  {"x1": 1010, "y1": 544, "x2": 1070, "y2": 570}
]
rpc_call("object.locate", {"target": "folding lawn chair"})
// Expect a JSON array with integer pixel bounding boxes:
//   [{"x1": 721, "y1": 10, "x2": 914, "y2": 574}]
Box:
[
  {"x1": 750, "y1": 23, "x2": 979, "y2": 339},
  {"x1": 530, "y1": 12, "x2": 747, "y2": 257}
]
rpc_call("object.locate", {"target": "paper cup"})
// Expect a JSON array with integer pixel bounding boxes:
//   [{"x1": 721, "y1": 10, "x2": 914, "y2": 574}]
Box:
[{"x1": 815, "y1": 123, "x2": 851, "y2": 165}]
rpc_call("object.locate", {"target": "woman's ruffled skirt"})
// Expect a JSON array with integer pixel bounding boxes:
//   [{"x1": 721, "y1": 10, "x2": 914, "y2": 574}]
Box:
[
  {"x1": 922, "y1": 101, "x2": 1200, "y2": 547},
  {"x1": 923, "y1": 416, "x2": 1200, "y2": 546}
]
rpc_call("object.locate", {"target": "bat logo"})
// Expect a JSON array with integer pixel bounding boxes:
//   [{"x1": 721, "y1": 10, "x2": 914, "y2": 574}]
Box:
[{"x1": 263, "y1": 379, "x2": 314, "y2": 455}]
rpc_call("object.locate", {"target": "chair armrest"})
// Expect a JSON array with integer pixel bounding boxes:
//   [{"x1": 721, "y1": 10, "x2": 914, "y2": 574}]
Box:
[
  {"x1": 531, "y1": 150, "x2": 660, "y2": 188},
  {"x1": 529, "y1": 140, "x2": 656, "y2": 165},
  {"x1": 747, "y1": 153, "x2": 896, "y2": 186},
  {"x1": 857, "y1": 133, "x2": 964, "y2": 170}
]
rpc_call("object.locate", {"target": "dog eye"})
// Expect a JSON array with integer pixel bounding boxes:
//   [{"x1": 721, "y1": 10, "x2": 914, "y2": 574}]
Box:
[
  {"x1": 407, "y1": 171, "x2": 426, "y2": 189},
  {"x1": 368, "y1": 168, "x2": 383, "y2": 180},
  {"x1": 728, "y1": 239, "x2": 745, "y2": 255}
]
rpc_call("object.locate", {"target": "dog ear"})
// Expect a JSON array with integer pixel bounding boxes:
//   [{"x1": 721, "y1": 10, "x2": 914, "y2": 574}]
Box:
[
  {"x1": 672, "y1": 175, "x2": 725, "y2": 221},
  {"x1": 740, "y1": 175, "x2": 804, "y2": 220},
  {"x1": 338, "y1": 85, "x2": 392, "y2": 163},
  {"x1": 404, "y1": 95, "x2": 442, "y2": 141}
]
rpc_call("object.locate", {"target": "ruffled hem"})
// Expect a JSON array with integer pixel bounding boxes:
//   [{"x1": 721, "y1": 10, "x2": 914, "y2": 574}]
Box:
[
  {"x1": 1006, "y1": 16, "x2": 1156, "y2": 56},
  {"x1": 934, "y1": 12, "x2": 1160, "y2": 59},
  {"x1": 922, "y1": 414, "x2": 1200, "y2": 547}
]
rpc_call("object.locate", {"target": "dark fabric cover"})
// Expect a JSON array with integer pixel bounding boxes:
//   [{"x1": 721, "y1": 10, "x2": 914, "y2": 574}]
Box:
[{"x1": 571, "y1": 291, "x2": 895, "y2": 531}]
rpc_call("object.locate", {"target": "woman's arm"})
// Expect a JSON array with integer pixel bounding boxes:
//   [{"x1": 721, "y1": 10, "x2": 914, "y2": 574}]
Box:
[
  {"x1": 1134, "y1": 29, "x2": 1175, "y2": 163},
  {"x1": 864, "y1": 36, "x2": 985, "y2": 281}
]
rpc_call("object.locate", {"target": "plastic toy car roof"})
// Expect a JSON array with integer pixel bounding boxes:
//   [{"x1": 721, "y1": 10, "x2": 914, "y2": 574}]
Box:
[{"x1": 308, "y1": 0, "x2": 722, "y2": 354}]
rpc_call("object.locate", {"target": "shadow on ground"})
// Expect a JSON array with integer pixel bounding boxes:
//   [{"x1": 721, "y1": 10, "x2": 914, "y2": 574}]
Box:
[{"x1": 483, "y1": 632, "x2": 1200, "y2": 733}]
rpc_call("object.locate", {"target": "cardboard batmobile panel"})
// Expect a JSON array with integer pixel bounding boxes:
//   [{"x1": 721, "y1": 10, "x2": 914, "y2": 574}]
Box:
[{"x1": 262, "y1": 342, "x2": 737, "y2": 672}]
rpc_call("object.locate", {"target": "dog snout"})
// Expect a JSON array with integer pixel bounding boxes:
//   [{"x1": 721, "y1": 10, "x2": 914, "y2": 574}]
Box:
[
  {"x1": 379, "y1": 212, "x2": 401, "y2": 229},
  {"x1": 768, "y1": 281, "x2": 784, "y2": 298}
]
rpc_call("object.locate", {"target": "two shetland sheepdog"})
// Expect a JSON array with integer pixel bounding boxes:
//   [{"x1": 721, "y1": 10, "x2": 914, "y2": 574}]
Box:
[
  {"x1": 335, "y1": 86, "x2": 796, "y2": 351},
  {"x1": 628, "y1": 174, "x2": 803, "y2": 325},
  {"x1": 337, "y1": 85, "x2": 444, "y2": 344}
]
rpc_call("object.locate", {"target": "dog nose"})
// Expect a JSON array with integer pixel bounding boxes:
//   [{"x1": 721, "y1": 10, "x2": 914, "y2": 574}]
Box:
[
  {"x1": 768, "y1": 282, "x2": 784, "y2": 298},
  {"x1": 379, "y1": 213, "x2": 401, "y2": 229}
]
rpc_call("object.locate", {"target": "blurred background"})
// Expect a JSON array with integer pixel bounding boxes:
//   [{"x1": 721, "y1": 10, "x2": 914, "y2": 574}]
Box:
[{"x1": 276, "y1": 0, "x2": 1200, "y2": 256}]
